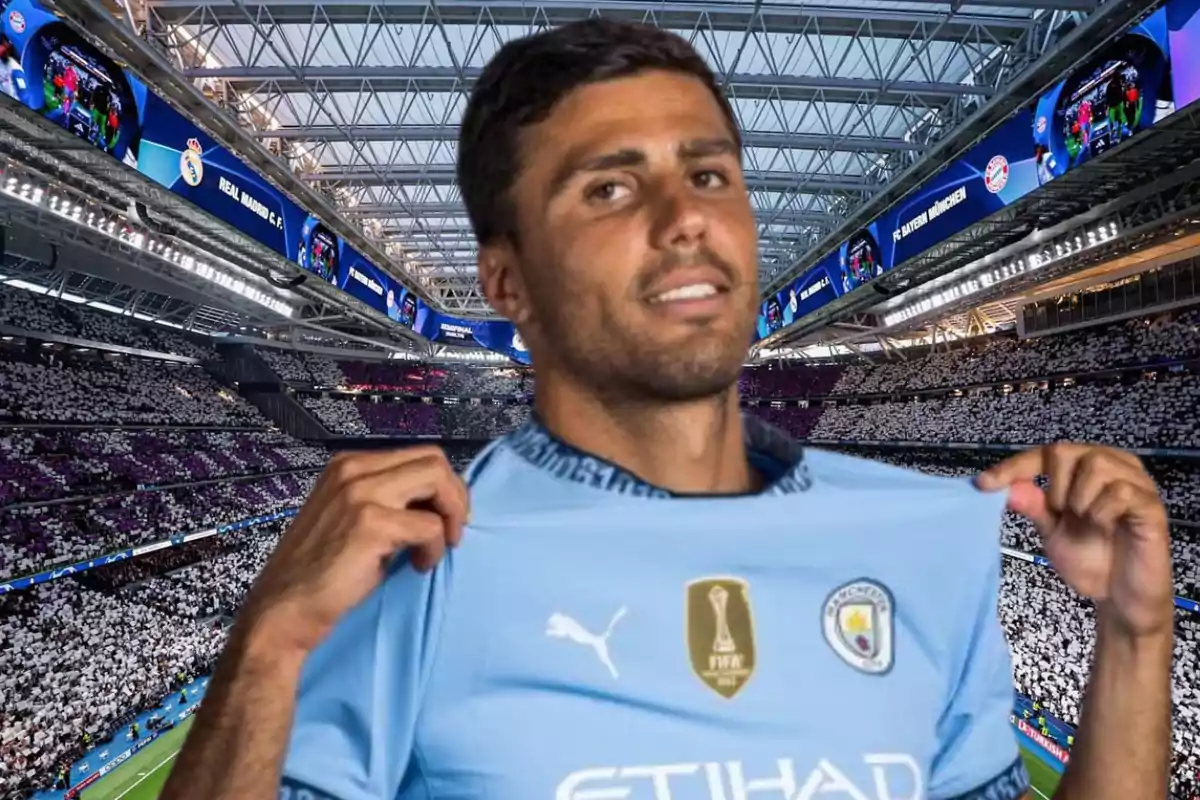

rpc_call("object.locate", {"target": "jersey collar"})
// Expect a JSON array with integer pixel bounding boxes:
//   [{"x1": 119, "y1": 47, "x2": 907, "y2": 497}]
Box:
[{"x1": 504, "y1": 414, "x2": 812, "y2": 499}]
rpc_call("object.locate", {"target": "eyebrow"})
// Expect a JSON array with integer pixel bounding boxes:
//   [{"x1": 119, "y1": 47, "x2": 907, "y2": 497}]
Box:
[{"x1": 547, "y1": 137, "x2": 740, "y2": 199}]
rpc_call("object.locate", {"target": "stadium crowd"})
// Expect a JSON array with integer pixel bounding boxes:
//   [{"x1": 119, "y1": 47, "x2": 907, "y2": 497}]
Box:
[
  {"x1": 256, "y1": 346, "x2": 533, "y2": 396},
  {"x1": 0, "y1": 290, "x2": 216, "y2": 361},
  {"x1": 1, "y1": 287, "x2": 1199, "y2": 798},
  {"x1": 741, "y1": 307, "x2": 1200, "y2": 399},
  {"x1": 0, "y1": 354, "x2": 264, "y2": 427},
  {"x1": 299, "y1": 394, "x2": 531, "y2": 439},
  {"x1": 0, "y1": 522, "x2": 286, "y2": 798},
  {"x1": 808, "y1": 373, "x2": 1200, "y2": 449},
  {"x1": 0, "y1": 429, "x2": 326, "y2": 507}
]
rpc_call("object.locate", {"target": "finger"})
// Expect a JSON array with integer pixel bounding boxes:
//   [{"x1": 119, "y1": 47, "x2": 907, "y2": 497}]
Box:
[
  {"x1": 1043, "y1": 443, "x2": 1073, "y2": 514},
  {"x1": 334, "y1": 453, "x2": 460, "y2": 512},
  {"x1": 311, "y1": 454, "x2": 468, "y2": 553},
  {"x1": 401, "y1": 458, "x2": 469, "y2": 548},
  {"x1": 1087, "y1": 480, "x2": 1168, "y2": 535},
  {"x1": 1065, "y1": 450, "x2": 1156, "y2": 522},
  {"x1": 1094, "y1": 446, "x2": 1147, "y2": 472},
  {"x1": 1006, "y1": 479, "x2": 1057, "y2": 534},
  {"x1": 386, "y1": 509, "x2": 450, "y2": 573},
  {"x1": 338, "y1": 448, "x2": 468, "y2": 527},
  {"x1": 977, "y1": 443, "x2": 1147, "y2": 492},
  {"x1": 324, "y1": 445, "x2": 450, "y2": 486},
  {"x1": 976, "y1": 446, "x2": 1052, "y2": 491},
  {"x1": 321, "y1": 504, "x2": 446, "y2": 569}
]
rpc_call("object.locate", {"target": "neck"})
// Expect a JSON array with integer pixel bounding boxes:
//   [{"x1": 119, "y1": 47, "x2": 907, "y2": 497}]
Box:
[{"x1": 534, "y1": 372, "x2": 755, "y2": 495}]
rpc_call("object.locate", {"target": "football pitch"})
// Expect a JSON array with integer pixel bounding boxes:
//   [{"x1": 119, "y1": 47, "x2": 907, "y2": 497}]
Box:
[
  {"x1": 80, "y1": 718, "x2": 194, "y2": 800},
  {"x1": 76, "y1": 723, "x2": 1063, "y2": 800},
  {"x1": 1020, "y1": 745, "x2": 1064, "y2": 799}
]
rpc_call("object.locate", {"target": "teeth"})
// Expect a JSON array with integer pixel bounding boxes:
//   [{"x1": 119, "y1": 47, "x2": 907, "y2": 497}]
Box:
[{"x1": 651, "y1": 283, "x2": 719, "y2": 303}]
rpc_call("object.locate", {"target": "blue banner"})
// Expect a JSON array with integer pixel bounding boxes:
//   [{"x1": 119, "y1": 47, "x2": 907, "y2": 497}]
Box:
[
  {"x1": 1169, "y1": 0, "x2": 1200, "y2": 108},
  {"x1": 0, "y1": 0, "x2": 534, "y2": 362},
  {"x1": 1032, "y1": 10, "x2": 1175, "y2": 184},
  {"x1": 0, "y1": 508, "x2": 299, "y2": 594},
  {"x1": 758, "y1": 3, "x2": 1188, "y2": 339},
  {"x1": 216, "y1": 507, "x2": 297, "y2": 533},
  {"x1": 413, "y1": 305, "x2": 531, "y2": 365},
  {"x1": 0, "y1": 548, "x2": 131, "y2": 594},
  {"x1": 758, "y1": 110, "x2": 1039, "y2": 339},
  {"x1": 336, "y1": 243, "x2": 419, "y2": 326},
  {"x1": 1000, "y1": 547, "x2": 1198, "y2": 613}
]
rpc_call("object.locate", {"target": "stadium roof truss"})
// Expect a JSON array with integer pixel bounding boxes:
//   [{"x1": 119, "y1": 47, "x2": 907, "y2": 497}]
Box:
[
  {"x1": 0, "y1": 94, "x2": 433, "y2": 350},
  {"x1": 0, "y1": 253, "x2": 246, "y2": 332},
  {"x1": 109, "y1": 0, "x2": 1092, "y2": 317},
  {"x1": 758, "y1": 97, "x2": 1200, "y2": 358}
]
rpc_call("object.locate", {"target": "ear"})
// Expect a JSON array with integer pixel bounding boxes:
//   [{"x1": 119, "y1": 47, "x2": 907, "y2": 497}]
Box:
[{"x1": 478, "y1": 241, "x2": 533, "y2": 327}]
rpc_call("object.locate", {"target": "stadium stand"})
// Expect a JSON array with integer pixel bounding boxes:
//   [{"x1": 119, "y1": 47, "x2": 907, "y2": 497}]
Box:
[
  {"x1": 0, "y1": 291, "x2": 216, "y2": 361},
  {"x1": 0, "y1": 353, "x2": 264, "y2": 427},
  {"x1": 255, "y1": 348, "x2": 533, "y2": 396},
  {"x1": 3, "y1": 288, "x2": 1200, "y2": 799},
  {"x1": 828, "y1": 309, "x2": 1200, "y2": 395},
  {"x1": 298, "y1": 395, "x2": 530, "y2": 439},
  {"x1": 0, "y1": 522, "x2": 285, "y2": 797},
  {"x1": 0, "y1": 429, "x2": 327, "y2": 506}
]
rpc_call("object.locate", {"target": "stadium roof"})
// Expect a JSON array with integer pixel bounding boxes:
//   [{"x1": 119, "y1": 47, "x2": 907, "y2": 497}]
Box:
[{"x1": 79, "y1": 0, "x2": 1097, "y2": 317}]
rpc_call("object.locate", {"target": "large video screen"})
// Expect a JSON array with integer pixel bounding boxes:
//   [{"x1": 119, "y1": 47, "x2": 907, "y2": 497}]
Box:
[
  {"x1": 412, "y1": 306, "x2": 531, "y2": 365},
  {"x1": 1168, "y1": 0, "x2": 1200, "y2": 108},
  {"x1": 1032, "y1": 12, "x2": 1174, "y2": 184},
  {"x1": 757, "y1": 2, "x2": 1197, "y2": 341},
  {"x1": 0, "y1": 0, "x2": 533, "y2": 363},
  {"x1": 0, "y1": 13, "x2": 145, "y2": 163},
  {"x1": 298, "y1": 216, "x2": 340, "y2": 284}
]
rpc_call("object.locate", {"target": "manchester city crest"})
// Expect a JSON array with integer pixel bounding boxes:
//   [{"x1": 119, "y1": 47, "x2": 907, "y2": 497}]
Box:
[{"x1": 822, "y1": 579, "x2": 894, "y2": 675}]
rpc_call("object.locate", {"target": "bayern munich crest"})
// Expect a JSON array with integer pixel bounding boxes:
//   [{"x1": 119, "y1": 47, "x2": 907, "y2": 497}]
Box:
[
  {"x1": 984, "y1": 155, "x2": 1009, "y2": 194},
  {"x1": 822, "y1": 579, "x2": 894, "y2": 675}
]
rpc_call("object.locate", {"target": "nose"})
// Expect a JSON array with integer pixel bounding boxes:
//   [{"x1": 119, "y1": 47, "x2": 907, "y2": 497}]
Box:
[{"x1": 649, "y1": 179, "x2": 708, "y2": 253}]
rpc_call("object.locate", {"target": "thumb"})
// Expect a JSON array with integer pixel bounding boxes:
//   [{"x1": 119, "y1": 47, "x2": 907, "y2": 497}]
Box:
[{"x1": 1006, "y1": 479, "x2": 1057, "y2": 534}]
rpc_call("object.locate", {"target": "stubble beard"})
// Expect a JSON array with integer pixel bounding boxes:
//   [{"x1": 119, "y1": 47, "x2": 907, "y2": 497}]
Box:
[{"x1": 554, "y1": 311, "x2": 750, "y2": 405}]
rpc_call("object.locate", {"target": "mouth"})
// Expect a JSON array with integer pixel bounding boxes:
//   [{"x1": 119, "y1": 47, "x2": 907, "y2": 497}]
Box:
[
  {"x1": 644, "y1": 280, "x2": 732, "y2": 321},
  {"x1": 647, "y1": 282, "x2": 726, "y2": 304}
]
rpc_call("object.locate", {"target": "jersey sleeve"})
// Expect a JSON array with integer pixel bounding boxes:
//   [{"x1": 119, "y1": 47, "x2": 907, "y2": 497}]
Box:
[
  {"x1": 280, "y1": 558, "x2": 446, "y2": 800},
  {"x1": 928, "y1": 541, "x2": 1030, "y2": 800}
]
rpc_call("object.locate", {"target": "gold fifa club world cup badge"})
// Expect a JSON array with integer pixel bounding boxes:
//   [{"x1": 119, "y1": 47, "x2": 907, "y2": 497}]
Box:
[{"x1": 686, "y1": 577, "x2": 756, "y2": 699}]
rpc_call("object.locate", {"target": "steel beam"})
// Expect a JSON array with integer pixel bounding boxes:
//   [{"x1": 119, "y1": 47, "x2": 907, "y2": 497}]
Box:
[
  {"x1": 355, "y1": 205, "x2": 842, "y2": 227},
  {"x1": 41, "y1": 0, "x2": 435, "y2": 307},
  {"x1": 147, "y1": 0, "x2": 1040, "y2": 41},
  {"x1": 306, "y1": 164, "x2": 881, "y2": 193},
  {"x1": 186, "y1": 66, "x2": 991, "y2": 105},
  {"x1": 764, "y1": 0, "x2": 1161, "y2": 297},
  {"x1": 260, "y1": 125, "x2": 926, "y2": 154}
]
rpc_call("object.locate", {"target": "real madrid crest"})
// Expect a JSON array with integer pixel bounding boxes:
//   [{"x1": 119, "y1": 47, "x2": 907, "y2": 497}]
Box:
[
  {"x1": 685, "y1": 576, "x2": 756, "y2": 699},
  {"x1": 822, "y1": 579, "x2": 894, "y2": 675},
  {"x1": 179, "y1": 138, "x2": 204, "y2": 187}
]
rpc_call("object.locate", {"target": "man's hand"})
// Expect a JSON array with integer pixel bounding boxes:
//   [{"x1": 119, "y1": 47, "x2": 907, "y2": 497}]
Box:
[
  {"x1": 977, "y1": 443, "x2": 1173, "y2": 640},
  {"x1": 239, "y1": 446, "x2": 469, "y2": 659},
  {"x1": 163, "y1": 447, "x2": 468, "y2": 800}
]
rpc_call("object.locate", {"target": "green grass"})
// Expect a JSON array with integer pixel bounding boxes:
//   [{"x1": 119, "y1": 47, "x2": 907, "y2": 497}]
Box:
[
  {"x1": 1021, "y1": 744, "x2": 1064, "y2": 799},
  {"x1": 80, "y1": 717, "x2": 194, "y2": 800}
]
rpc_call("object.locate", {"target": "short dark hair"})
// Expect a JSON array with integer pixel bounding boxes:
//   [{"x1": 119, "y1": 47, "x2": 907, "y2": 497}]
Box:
[{"x1": 456, "y1": 18, "x2": 739, "y2": 246}]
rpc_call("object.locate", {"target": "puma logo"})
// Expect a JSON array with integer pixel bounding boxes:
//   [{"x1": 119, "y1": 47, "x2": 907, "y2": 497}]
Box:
[{"x1": 545, "y1": 607, "x2": 628, "y2": 679}]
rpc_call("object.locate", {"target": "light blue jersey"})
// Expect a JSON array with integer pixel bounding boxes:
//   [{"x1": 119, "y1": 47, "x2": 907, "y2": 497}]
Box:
[{"x1": 281, "y1": 418, "x2": 1029, "y2": 800}]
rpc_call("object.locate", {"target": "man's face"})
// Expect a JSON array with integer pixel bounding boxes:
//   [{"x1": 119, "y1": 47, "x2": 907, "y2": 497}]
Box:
[{"x1": 489, "y1": 69, "x2": 759, "y2": 403}]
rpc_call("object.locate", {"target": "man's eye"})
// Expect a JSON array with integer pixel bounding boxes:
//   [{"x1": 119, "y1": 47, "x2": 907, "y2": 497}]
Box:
[
  {"x1": 587, "y1": 182, "x2": 631, "y2": 202},
  {"x1": 693, "y1": 170, "x2": 729, "y2": 189}
]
